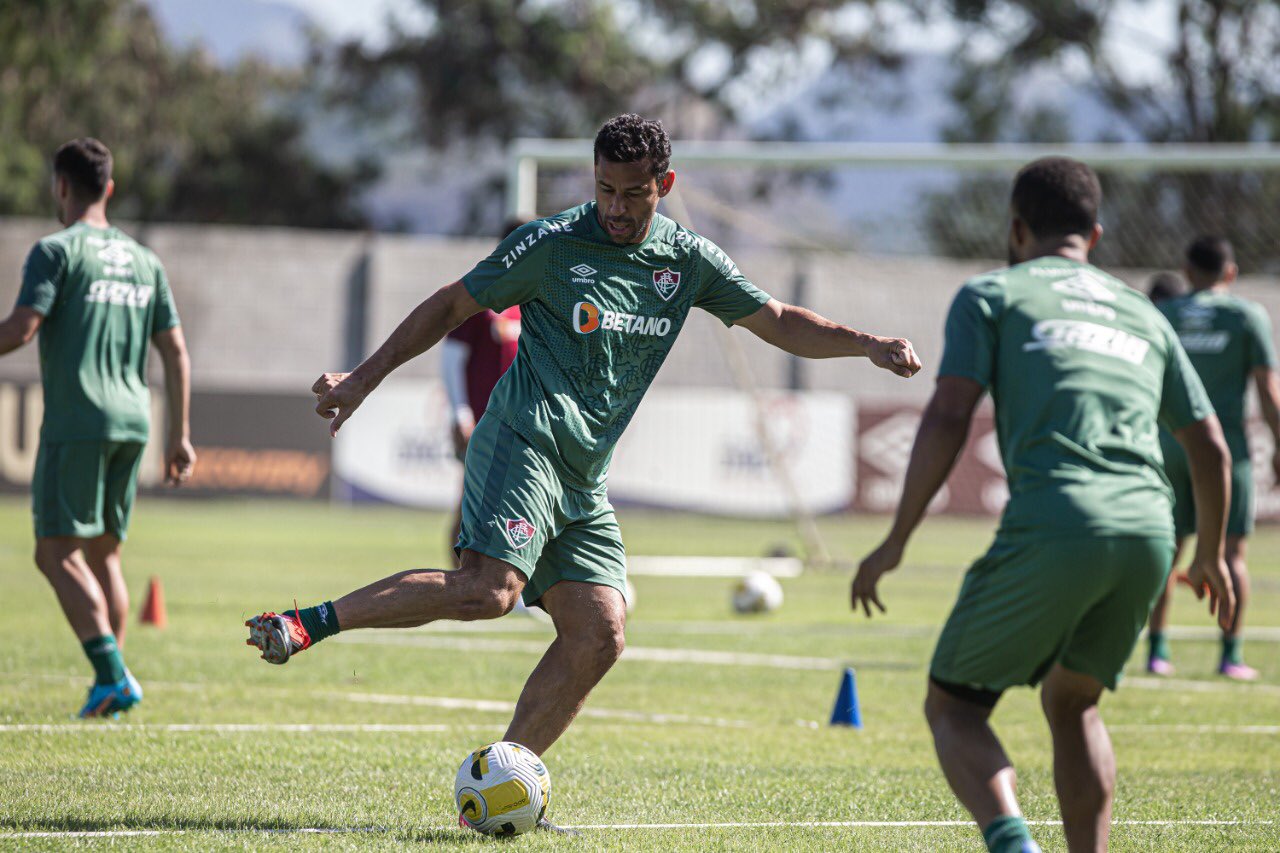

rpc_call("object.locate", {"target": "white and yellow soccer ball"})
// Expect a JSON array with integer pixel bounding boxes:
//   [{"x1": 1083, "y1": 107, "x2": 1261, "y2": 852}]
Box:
[
  {"x1": 732, "y1": 570, "x2": 784, "y2": 614},
  {"x1": 454, "y1": 741, "x2": 551, "y2": 836}
]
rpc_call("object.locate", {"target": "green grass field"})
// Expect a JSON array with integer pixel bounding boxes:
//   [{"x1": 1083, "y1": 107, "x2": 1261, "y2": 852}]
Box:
[{"x1": 0, "y1": 496, "x2": 1276, "y2": 851}]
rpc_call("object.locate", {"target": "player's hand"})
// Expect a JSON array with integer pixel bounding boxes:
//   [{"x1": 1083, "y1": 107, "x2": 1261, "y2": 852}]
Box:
[
  {"x1": 164, "y1": 437, "x2": 196, "y2": 486},
  {"x1": 312, "y1": 372, "x2": 366, "y2": 437},
  {"x1": 1183, "y1": 555, "x2": 1236, "y2": 632},
  {"x1": 451, "y1": 415, "x2": 475, "y2": 460},
  {"x1": 851, "y1": 538, "x2": 903, "y2": 618},
  {"x1": 867, "y1": 336, "x2": 922, "y2": 379}
]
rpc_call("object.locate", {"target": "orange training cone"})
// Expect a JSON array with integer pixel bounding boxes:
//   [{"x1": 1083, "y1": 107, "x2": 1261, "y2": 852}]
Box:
[{"x1": 140, "y1": 576, "x2": 168, "y2": 628}]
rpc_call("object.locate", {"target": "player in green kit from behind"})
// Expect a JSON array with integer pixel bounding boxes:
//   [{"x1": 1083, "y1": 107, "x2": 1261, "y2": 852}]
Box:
[
  {"x1": 244, "y1": 114, "x2": 921, "y2": 772},
  {"x1": 851, "y1": 158, "x2": 1235, "y2": 853},
  {"x1": 1146, "y1": 236, "x2": 1280, "y2": 680},
  {"x1": 0, "y1": 139, "x2": 195, "y2": 717}
]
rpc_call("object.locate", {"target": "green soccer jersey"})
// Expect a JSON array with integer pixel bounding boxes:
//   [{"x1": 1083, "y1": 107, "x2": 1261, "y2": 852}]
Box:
[
  {"x1": 17, "y1": 222, "x2": 180, "y2": 443},
  {"x1": 939, "y1": 256, "x2": 1213, "y2": 539},
  {"x1": 462, "y1": 201, "x2": 771, "y2": 490},
  {"x1": 1157, "y1": 290, "x2": 1276, "y2": 435}
]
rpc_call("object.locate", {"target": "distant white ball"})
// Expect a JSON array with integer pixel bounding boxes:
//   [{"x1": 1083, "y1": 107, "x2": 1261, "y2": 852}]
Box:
[
  {"x1": 455, "y1": 741, "x2": 551, "y2": 836},
  {"x1": 732, "y1": 571, "x2": 784, "y2": 614}
]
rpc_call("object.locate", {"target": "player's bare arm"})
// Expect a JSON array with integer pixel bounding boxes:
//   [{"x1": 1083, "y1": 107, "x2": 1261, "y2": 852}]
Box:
[
  {"x1": 0, "y1": 306, "x2": 42, "y2": 356},
  {"x1": 851, "y1": 376, "x2": 982, "y2": 617},
  {"x1": 735, "y1": 298, "x2": 921, "y2": 378},
  {"x1": 1254, "y1": 365, "x2": 1280, "y2": 481},
  {"x1": 1174, "y1": 415, "x2": 1236, "y2": 629},
  {"x1": 153, "y1": 325, "x2": 196, "y2": 485},
  {"x1": 314, "y1": 280, "x2": 484, "y2": 435}
]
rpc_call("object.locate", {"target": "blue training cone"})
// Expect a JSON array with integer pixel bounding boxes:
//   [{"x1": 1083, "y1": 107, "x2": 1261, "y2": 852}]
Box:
[{"x1": 830, "y1": 667, "x2": 862, "y2": 728}]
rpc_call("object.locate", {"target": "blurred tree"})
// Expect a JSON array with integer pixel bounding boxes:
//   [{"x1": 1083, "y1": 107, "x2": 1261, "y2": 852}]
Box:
[
  {"x1": 0, "y1": 0, "x2": 374, "y2": 227},
  {"x1": 322, "y1": 0, "x2": 901, "y2": 229},
  {"x1": 922, "y1": 1, "x2": 1280, "y2": 271}
]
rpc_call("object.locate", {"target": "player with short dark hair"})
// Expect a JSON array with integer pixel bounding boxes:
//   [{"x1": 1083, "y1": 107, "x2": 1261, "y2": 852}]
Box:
[
  {"x1": 851, "y1": 156, "x2": 1234, "y2": 853},
  {"x1": 1145, "y1": 236, "x2": 1280, "y2": 680},
  {"x1": 0, "y1": 138, "x2": 195, "y2": 717},
  {"x1": 246, "y1": 114, "x2": 921, "y2": 767},
  {"x1": 1146, "y1": 271, "x2": 1188, "y2": 305}
]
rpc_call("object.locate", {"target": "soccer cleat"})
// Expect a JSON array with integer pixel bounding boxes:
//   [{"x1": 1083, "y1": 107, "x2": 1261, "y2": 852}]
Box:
[
  {"x1": 1218, "y1": 661, "x2": 1258, "y2": 681},
  {"x1": 1146, "y1": 656, "x2": 1175, "y2": 676},
  {"x1": 245, "y1": 611, "x2": 312, "y2": 664},
  {"x1": 78, "y1": 670, "x2": 143, "y2": 718}
]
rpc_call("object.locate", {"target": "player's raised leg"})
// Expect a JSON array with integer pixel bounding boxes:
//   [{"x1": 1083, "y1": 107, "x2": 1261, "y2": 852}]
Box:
[
  {"x1": 925, "y1": 682, "x2": 1037, "y2": 853},
  {"x1": 1219, "y1": 535, "x2": 1255, "y2": 679},
  {"x1": 503, "y1": 581, "x2": 626, "y2": 756},
  {"x1": 1040, "y1": 665, "x2": 1114, "y2": 851},
  {"x1": 245, "y1": 551, "x2": 524, "y2": 663}
]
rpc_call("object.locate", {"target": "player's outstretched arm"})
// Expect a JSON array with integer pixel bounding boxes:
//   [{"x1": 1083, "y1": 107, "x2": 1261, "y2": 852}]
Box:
[
  {"x1": 734, "y1": 299, "x2": 921, "y2": 378},
  {"x1": 153, "y1": 325, "x2": 196, "y2": 485},
  {"x1": 0, "y1": 307, "x2": 42, "y2": 356},
  {"x1": 851, "y1": 377, "x2": 982, "y2": 617},
  {"x1": 314, "y1": 280, "x2": 484, "y2": 436},
  {"x1": 1253, "y1": 366, "x2": 1280, "y2": 482},
  {"x1": 1174, "y1": 415, "x2": 1235, "y2": 630}
]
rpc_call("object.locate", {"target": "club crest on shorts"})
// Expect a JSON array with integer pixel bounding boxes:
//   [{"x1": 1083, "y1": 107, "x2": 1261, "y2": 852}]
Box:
[
  {"x1": 502, "y1": 517, "x2": 536, "y2": 549},
  {"x1": 652, "y1": 267, "x2": 681, "y2": 301}
]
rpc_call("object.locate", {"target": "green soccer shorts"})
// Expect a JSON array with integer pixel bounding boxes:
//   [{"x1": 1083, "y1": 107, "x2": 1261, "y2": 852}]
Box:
[
  {"x1": 1162, "y1": 430, "x2": 1254, "y2": 539},
  {"x1": 33, "y1": 441, "x2": 146, "y2": 541},
  {"x1": 930, "y1": 534, "x2": 1174, "y2": 695},
  {"x1": 455, "y1": 415, "x2": 628, "y2": 608}
]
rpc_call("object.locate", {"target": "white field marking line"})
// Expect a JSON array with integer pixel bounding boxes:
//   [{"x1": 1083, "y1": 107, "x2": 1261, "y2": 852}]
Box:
[
  {"x1": 560, "y1": 819, "x2": 1273, "y2": 830},
  {"x1": 335, "y1": 633, "x2": 844, "y2": 671},
  {"x1": 326, "y1": 690, "x2": 764, "y2": 729},
  {"x1": 1159, "y1": 625, "x2": 1280, "y2": 642},
  {"x1": 1108, "y1": 724, "x2": 1280, "y2": 735},
  {"x1": 1126, "y1": 677, "x2": 1280, "y2": 696},
  {"x1": 626, "y1": 555, "x2": 804, "y2": 577},
  {"x1": 3, "y1": 819, "x2": 1271, "y2": 838},
  {"x1": 0, "y1": 723, "x2": 501, "y2": 735}
]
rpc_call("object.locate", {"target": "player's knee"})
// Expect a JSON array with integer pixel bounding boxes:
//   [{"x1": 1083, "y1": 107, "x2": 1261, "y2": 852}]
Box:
[
  {"x1": 458, "y1": 585, "x2": 519, "y2": 621},
  {"x1": 573, "y1": 618, "x2": 626, "y2": 671},
  {"x1": 1040, "y1": 682, "x2": 1098, "y2": 724}
]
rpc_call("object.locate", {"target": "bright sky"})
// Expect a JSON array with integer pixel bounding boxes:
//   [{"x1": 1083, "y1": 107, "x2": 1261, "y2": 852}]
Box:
[{"x1": 273, "y1": 0, "x2": 427, "y2": 45}]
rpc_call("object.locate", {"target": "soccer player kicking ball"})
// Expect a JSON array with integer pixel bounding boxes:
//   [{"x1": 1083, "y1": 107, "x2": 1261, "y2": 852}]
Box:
[
  {"x1": 0, "y1": 139, "x2": 194, "y2": 717},
  {"x1": 1145, "y1": 236, "x2": 1280, "y2": 680},
  {"x1": 851, "y1": 158, "x2": 1235, "y2": 853},
  {"x1": 245, "y1": 114, "x2": 921, "y2": 761}
]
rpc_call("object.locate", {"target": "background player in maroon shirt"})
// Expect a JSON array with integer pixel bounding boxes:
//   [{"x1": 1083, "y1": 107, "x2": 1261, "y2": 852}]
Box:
[{"x1": 440, "y1": 219, "x2": 524, "y2": 566}]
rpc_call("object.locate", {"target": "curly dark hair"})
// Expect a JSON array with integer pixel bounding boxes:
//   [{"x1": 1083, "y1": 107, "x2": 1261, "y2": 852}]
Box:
[
  {"x1": 593, "y1": 114, "x2": 671, "y2": 178},
  {"x1": 1011, "y1": 156, "x2": 1101, "y2": 240}
]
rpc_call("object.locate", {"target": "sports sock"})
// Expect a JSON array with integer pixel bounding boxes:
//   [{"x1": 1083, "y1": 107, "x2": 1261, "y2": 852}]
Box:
[
  {"x1": 1148, "y1": 631, "x2": 1170, "y2": 661},
  {"x1": 82, "y1": 635, "x2": 127, "y2": 686},
  {"x1": 1221, "y1": 634, "x2": 1242, "y2": 666},
  {"x1": 291, "y1": 601, "x2": 341, "y2": 644},
  {"x1": 982, "y1": 815, "x2": 1035, "y2": 853}
]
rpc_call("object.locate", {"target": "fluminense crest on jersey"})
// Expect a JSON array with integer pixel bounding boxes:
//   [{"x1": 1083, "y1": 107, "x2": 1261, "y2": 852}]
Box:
[
  {"x1": 652, "y1": 267, "x2": 681, "y2": 301},
  {"x1": 503, "y1": 518, "x2": 536, "y2": 549}
]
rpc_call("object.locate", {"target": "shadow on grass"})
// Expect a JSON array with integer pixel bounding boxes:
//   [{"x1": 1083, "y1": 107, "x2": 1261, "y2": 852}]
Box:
[{"x1": 0, "y1": 817, "x2": 479, "y2": 845}]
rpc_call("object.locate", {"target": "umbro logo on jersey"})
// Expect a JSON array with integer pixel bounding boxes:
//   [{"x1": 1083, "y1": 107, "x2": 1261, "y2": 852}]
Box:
[
  {"x1": 573, "y1": 300, "x2": 672, "y2": 337},
  {"x1": 86, "y1": 280, "x2": 154, "y2": 308},
  {"x1": 1050, "y1": 271, "x2": 1116, "y2": 303},
  {"x1": 569, "y1": 263, "x2": 597, "y2": 285},
  {"x1": 652, "y1": 268, "x2": 681, "y2": 301}
]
